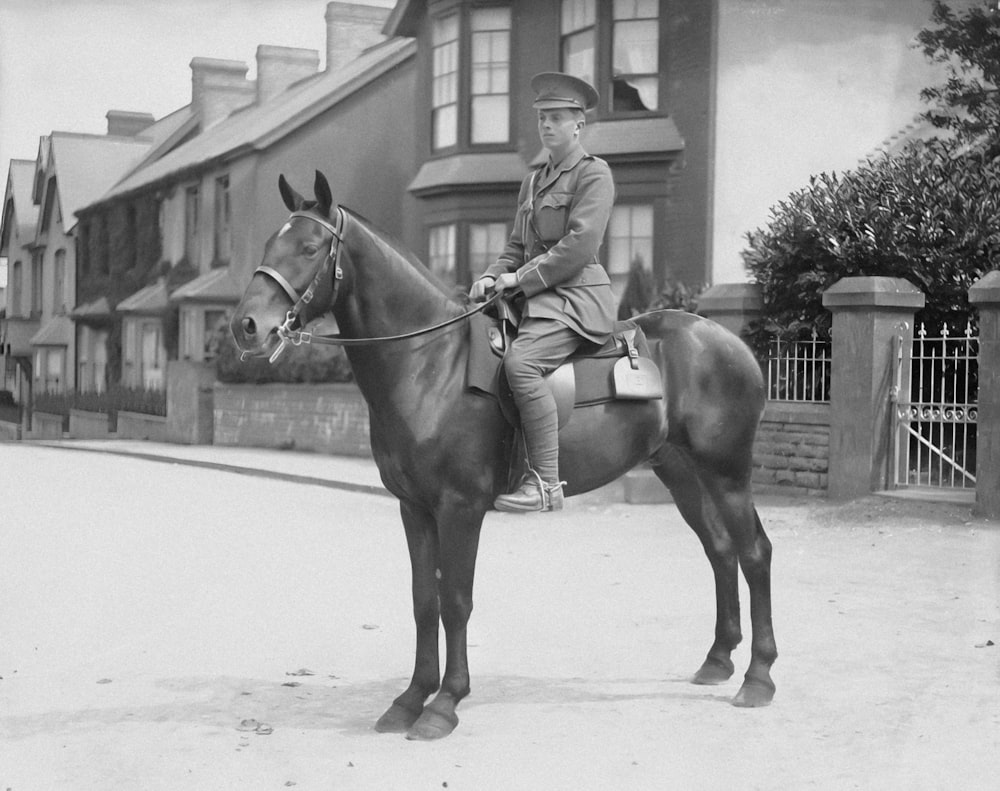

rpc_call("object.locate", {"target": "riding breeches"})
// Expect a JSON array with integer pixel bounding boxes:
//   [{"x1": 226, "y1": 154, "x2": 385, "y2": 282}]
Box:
[{"x1": 503, "y1": 318, "x2": 587, "y2": 484}]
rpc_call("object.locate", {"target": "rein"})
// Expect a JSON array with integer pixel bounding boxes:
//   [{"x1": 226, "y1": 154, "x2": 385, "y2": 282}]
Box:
[{"x1": 253, "y1": 208, "x2": 502, "y2": 363}]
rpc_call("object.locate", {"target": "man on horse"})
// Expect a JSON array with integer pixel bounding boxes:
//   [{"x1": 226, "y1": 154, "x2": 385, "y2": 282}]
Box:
[{"x1": 469, "y1": 72, "x2": 617, "y2": 513}]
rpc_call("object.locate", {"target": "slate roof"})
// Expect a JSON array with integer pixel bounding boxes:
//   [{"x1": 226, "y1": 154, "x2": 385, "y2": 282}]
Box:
[
  {"x1": 46, "y1": 132, "x2": 152, "y2": 232},
  {"x1": 4, "y1": 159, "x2": 39, "y2": 242},
  {"x1": 29, "y1": 315, "x2": 73, "y2": 346},
  {"x1": 98, "y1": 37, "x2": 416, "y2": 204},
  {"x1": 169, "y1": 267, "x2": 241, "y2": 303},
  {"x1": 116, "y1": 280, "x2": 168, "y2": 314}
]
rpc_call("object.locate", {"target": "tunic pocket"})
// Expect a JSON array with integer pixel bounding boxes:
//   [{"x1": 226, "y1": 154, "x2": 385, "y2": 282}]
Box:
[{"x1": 535, "y1": 192, "x2": 571, "y2": 243}]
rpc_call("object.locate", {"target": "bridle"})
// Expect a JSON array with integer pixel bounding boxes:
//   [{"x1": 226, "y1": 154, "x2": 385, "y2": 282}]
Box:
[{"x1": 249, "y1": 207, "x2": 501, "y2": 363}]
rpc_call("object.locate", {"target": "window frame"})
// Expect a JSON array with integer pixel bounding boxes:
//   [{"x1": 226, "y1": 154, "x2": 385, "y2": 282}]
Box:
[
  {"x1": 560, "y1": 0, "x2": 666, "y2": 119},
  {"x1": 428, "y1": 1, "x2": 513, "y2": 155},
  {"x1": 213, "y1": 174, "x2": 232, "y2": 266}
]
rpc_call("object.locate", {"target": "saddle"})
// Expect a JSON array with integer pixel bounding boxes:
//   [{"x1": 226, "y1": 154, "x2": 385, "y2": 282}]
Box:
[{"x1": 466, "y1": 303, "x2": 664, "y2": 429}]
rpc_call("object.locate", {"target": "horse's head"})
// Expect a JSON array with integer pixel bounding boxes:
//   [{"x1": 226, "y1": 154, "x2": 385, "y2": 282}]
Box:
[{"x1": 230, "y1": 171, "x2": 344, "y2": 359}]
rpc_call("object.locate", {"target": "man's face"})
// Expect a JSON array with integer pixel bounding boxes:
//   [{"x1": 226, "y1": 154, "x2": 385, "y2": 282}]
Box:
[{"x1": 537, "y1": 108, "x2": 581, "y2": 152}]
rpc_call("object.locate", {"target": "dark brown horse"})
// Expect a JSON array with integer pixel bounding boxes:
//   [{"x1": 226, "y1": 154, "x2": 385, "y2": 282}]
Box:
[{"x1": 230, "y1": 172, "x2": 777, "y2": 740}]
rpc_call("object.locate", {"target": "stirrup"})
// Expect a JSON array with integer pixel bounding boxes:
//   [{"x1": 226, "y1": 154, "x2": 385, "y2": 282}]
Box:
[{"x1": 527, "y1": 468, "x2": 566, "y2": 511}]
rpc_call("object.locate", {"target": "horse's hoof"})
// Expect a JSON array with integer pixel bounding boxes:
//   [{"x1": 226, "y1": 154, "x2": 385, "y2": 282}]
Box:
[
  {"x1": 405, "y1": 708, "x2": 459, "y2": 741},
  {"x1": 375, "y1": 703, "x2": 422, "y2": 733},
  {"x1": 692, "y1": 656, "x2": 735, "y2": 685},
  {"x1": 732, "y1": 677, "x2": 775, "y2": 708}
]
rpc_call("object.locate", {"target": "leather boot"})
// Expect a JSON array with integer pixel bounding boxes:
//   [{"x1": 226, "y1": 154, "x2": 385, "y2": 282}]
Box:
[{"x1": 494, "y1": 469, "x2": 565, "y2": 512}]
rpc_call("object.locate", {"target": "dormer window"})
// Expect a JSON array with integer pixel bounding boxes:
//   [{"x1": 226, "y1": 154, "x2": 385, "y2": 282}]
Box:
[{"x1": 430, "y1": 4, "x2": 511, "y2": 152}]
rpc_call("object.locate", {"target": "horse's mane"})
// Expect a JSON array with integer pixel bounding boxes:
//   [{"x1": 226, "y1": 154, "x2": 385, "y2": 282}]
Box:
[{"x1": 340, "y1": 206, "x2": 467, "y2": 312}]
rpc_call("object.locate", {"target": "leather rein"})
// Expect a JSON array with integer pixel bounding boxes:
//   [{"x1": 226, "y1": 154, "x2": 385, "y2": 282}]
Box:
[{"x1": 252, "y1": 208, "x2": 501, "y2": 363}]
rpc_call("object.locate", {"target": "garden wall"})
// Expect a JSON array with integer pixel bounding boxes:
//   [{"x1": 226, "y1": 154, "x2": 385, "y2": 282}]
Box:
[
  {"x1": 213, "y1": 382, "x2": 371, "y2": 457},
  {"x1": 117, "y1": 411, "x2": 169, "y2": 441},
  {"x1": 752, "y1": 402, "x2": 830, "y2": 496}
]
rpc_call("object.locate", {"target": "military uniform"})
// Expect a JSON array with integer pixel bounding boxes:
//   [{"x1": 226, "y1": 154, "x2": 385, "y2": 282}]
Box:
[
  {"x1": 484, "y1": 146, "x2": 616, "y2": 343},
  {"x1": 476, "y1": 72, "x2": 617, "y2": 513}
]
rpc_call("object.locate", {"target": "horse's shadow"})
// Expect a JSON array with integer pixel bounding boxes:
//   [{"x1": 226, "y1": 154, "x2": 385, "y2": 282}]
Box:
[{"x1": 2, "y1": 673, "x2": 735, "y2": 740}]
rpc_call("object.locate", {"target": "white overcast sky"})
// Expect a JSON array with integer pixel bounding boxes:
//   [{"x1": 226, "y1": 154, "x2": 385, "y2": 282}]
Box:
[{"x1": 0, "y1": 0, "x2": 395, "y2": 177}]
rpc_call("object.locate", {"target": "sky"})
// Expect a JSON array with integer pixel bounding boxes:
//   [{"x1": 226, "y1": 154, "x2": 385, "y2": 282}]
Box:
[{"x1": 0, "y1": 0, "x2": 396, "y2": 178}]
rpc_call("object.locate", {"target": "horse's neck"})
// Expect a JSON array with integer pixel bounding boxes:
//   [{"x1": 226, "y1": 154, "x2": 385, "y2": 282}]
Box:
[{"x1": 334, "y1": 216, "x2": 462, "y2": 395}]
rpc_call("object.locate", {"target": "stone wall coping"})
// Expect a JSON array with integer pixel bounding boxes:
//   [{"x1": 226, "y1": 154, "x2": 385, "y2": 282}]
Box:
[
  {"x1": 969, "y1": 269, "x2": 1000, "y2": 306},
  {"x1": 762, "y1": 400, "x2": 830, "y2": 426},
  {"x1": 697, "y1": 282, "x2": 763, "y2": 312},
  {"x1": 821, "y1": 276, "x2": 925, "y2": 310}
]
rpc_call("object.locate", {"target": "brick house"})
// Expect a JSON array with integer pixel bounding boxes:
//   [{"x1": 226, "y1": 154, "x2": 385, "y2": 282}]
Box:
[{"x1": 74, "y1": 2, "x2": 412, "y2": 389}]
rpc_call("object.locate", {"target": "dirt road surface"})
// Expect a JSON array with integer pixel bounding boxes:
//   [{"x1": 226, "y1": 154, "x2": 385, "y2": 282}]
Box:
[{"x1": 1, "y1": 444, "x2": 998, "y2": 789}]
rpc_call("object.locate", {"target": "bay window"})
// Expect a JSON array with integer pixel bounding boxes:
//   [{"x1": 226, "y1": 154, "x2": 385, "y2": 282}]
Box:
[{"x1": 430, "y1": 4, "x2": 511, "y2": 152}]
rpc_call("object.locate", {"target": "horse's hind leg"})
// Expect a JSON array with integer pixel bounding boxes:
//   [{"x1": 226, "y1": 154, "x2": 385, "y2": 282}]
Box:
[
  {"x1": 653, "y1": 447, "x2": 743, "y2": 685},
  {"x1": 375, "y1": 501, "x2": 442, "y2": 733}
]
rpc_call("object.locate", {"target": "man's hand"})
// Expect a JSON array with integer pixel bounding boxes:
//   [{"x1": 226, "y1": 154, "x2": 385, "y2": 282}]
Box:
[
  {"x1": 469, "y1": 276, "x2": 496, "y2": 301},
  {"x1": 491, "y1": 273, "x2": 519, "y2": 294}
]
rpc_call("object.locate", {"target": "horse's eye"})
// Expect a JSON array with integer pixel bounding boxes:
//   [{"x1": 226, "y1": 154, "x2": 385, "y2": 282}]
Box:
[{"x1": 303, "y1": 244, "x2": 319, "y2": 256}]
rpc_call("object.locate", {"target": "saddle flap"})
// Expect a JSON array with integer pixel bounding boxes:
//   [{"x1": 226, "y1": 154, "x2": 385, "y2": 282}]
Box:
[{"x1": 612, "y1": 356, "x2": 664, "y2": 400}]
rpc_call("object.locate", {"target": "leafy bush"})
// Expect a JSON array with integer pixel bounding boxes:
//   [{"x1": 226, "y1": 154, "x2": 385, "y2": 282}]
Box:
[
  {"x1": 741, "y1": 138, "x2": 1000, "y2": 354},
  {"x1": 213, "y1": 322, "x2": 354, "y2": 384}
]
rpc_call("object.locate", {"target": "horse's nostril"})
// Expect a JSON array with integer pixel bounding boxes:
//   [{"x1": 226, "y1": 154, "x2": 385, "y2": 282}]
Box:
[{"x1": 241, "y1": 317, "x2": 257, "y2": 336}]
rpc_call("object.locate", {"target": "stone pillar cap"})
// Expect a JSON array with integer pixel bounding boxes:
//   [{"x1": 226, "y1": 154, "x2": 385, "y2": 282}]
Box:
[
  {"x1": 969, "y1": 269, "x2": 1000, "y2": 305},
  {"x1": 822, "y1": 276, "x2": 925, "y2": 309}
]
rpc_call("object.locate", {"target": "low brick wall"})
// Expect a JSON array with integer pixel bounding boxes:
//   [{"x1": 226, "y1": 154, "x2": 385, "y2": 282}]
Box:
[
  {"x1": 0, "y1": 421, "x2": 21, "y2": 441},
  {"x1": 213, "y1": 382, "x2": 371, "y2": 457},
  {"x1": 752, "y1": 401, "x2": 830, "y2": 496},
  {"x1": 117, "y1": 410, "x2": 169, "y2": 441},
  {"x1": 32, "y1": 411, "x2": 67, "y2": 438},
  {"x1": 69, "y1": 409, "x2": 111, "y2": 439}
]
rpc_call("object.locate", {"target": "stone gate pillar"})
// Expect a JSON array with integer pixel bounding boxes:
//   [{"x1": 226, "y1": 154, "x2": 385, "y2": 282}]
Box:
[
  {"x1": 822, "y1": 277, "x2": 924, "y2": 500},
  {"x1": 969, "y1": 271, "x2": 1000, "y2": 519}
]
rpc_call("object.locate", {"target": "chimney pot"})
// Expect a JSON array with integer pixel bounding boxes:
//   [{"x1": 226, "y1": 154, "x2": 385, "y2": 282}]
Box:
[
  {"x1": 190, "y1": 57, "x2": 255, "y2": 129},
  {"x1": 255, "y1": 45, "x2": 320, "y2": 104},
  {"x1": 325, "y1": 1, "x2": 390, "y2": 72},
  {"x1": 106, "y1": 110, "x2": 155, "y2": 137}
]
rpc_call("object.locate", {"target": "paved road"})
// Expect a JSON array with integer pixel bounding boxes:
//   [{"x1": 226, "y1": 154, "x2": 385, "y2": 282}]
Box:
[{"x1": 1, "y1": 442, "x2": 998, "y2": 790}]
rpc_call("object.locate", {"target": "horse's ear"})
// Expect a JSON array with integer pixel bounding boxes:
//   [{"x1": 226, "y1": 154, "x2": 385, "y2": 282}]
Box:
[
  {"x1": 314, "y1": 170, "x2": 333, "y2": 217},
  {"x1": 278, "y1": 174, "x2": 304, "y2": 212}
]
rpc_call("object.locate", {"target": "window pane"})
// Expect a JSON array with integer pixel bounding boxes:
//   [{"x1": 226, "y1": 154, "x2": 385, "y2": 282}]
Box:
[
  {"x1": 613, "y1": 19, "x2": 658, "y2": 74},
  {"x1": 612, "y1": 15, "x2": 659, "y2": 112},
  {"x1": 614, "y1": 0, "x2": 658, "y2": 19},
  {"x1": 562, "y1": 29, "x2": 595, "y2": 86},
  {"x1": 432, "y1": 15, "x2": 459, "y2": 150},
  {"x1": 472, "y1": 96, "x2": 509, "y2": 143},
  {"x1": 562, "y1": 0, "x2": 595, "y2": 34},
  {"x1": 433, "y1": 105, "x2": 457, "y2": 149},
  {"x1": 607, "y1": 205, "x2": 653, "y2": 275},
  {"x1": 471, "y1": 6, "x2": 510, "y2": 30},
  {"x1": 469, "y1": 222, "x2": 508, "y2": 278},
  {"x1": 428, "y1": 224, "x2": 457, "y2": 284},
  {"x1": 432, "y1": 14, "x2": 458, "y2": 45}
]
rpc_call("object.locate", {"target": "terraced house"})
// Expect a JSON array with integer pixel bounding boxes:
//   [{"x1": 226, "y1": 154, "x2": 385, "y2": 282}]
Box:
[{"x1": 3, "y1": 0, "x2": 978, "y2": 433}]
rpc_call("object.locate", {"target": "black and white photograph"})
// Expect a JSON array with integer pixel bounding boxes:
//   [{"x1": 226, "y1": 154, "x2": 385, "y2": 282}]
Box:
[{"x1": 1, "y1": 1, "x2": 998, "y2": 788}]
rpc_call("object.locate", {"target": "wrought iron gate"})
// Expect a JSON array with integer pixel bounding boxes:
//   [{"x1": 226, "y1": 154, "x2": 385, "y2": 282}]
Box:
[{"x1": 890, "y1": 322, "x2": 978, "y2": 490}]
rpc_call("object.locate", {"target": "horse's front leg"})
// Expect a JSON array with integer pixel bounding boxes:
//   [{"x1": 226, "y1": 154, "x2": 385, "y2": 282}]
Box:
[
  {"x1": 406, "y1": 500, "x2": 485, "y2": 741},
  {"x1": 375, "y1": 500, "x2": 442, "y2": 733}
]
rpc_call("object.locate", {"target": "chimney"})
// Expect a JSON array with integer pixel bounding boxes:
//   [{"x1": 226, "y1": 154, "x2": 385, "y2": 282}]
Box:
[
  {"x1": 190, "y1": 57, "x2": 255, "y2": 129},
  {"x1": 255, "y1": 45, "x2": 320, "y2": 104},
  {"x1": 325, "y1": 2, "x2": 390, "y2": 72},
  {"x1": 106, "y1": 110, "x2": 155, "y2": 137}
]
